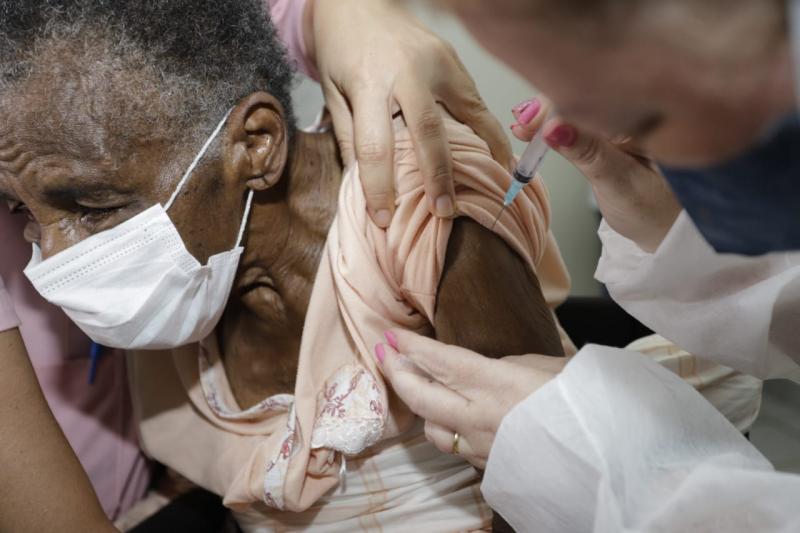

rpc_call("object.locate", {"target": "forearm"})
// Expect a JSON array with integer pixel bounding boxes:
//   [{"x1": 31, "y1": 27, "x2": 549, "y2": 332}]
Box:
[
  {"x1": 0, "y1": 328, "x2": 114, "y2": 533},
  {"x1": 596, "y1": 211, "x2": 800, "y2": 380}
]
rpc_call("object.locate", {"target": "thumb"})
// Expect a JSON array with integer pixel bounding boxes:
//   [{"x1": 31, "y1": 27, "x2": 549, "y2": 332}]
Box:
[{"x1": 542, "y1": 118, "x2": 636, "y2": 187}]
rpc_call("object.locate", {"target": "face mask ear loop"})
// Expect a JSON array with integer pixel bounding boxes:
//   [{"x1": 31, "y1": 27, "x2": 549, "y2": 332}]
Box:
[
  {"x1": 234, "y1": 189, "x2": 255, "y2": 248},
  {"x1": 164, "y1": 107, "x2": 235, "y2": 211}
]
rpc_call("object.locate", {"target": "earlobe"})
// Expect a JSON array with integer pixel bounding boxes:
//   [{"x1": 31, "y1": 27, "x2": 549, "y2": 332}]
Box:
[{"x1": 223, "y1": 92, "x2": 289, "y2": 192}]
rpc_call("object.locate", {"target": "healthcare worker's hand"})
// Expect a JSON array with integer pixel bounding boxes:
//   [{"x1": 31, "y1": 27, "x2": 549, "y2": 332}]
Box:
[
  {"x1": 512, "y1": 98, "x2": 681, "y2": 252},
  {"x1": 309, "y1": 0, "x2": 512, "y2": 227},
  {"x1": 375, "y1": 329, "x2": 566, "y2": 469}
]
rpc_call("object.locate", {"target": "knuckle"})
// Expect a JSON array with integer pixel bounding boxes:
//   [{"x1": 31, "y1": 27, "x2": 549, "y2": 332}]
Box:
[
  {"x1": 364, "y1": 189, "x2": 395, "y2": 204},
  {"x1": 337, "y1": 138, "x2": 355, "y2": 155},
  {"x1": 356, "y1": 141, "x2": 391, "y2": 165},
  {"x1": 461, "y1": 95, "x2": 490, "y2": 118},
  {"x1": 413, "y1": 110, "x2": 445, "y2": 141},
  {"x1": 574, "y1": 138, "x2": 603, "y2": 167},
  {"x1": 425, "y1": 164, "x2": 453, "y2": 187}
]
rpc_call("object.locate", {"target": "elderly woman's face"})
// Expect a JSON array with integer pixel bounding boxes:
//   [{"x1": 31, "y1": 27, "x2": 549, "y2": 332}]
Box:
[
  {"x1": 0, "y1": 77, "x2": 244, "y2": 262},
  {"x1": 455, "y1": 2, "x2": 789, "y2": 167}
]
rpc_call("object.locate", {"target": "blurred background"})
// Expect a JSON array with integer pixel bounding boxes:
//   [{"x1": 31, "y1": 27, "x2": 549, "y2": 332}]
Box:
[{"x1": 292, "y1": 1, "x2": 603, "y2": 296}]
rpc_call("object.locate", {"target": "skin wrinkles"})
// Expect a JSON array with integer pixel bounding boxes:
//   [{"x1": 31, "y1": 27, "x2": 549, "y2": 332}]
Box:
[{"x1": 2, "y1": 33, "x2": 565, "y2": 417}]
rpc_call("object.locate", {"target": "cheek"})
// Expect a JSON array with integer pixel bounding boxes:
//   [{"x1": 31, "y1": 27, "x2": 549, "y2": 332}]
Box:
[
  {"x1": 170, "y1": 189, "x2": 243, "y2": 264},
  {"x1": 38, "y1": 217, "x2": 89, "y2": 258},
  {"x1": 643, "y1": 99, "x2": 764, "y2": 167}
]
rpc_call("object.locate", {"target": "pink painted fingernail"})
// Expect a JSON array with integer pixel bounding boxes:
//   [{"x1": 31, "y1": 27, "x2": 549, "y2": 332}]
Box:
[
  {"x1": 385, "y1": 331, "x2": 399, "y2": 350},
  {"x1": 375, "y1": 343, "x2": 386, "y2": 364},
  {"x1": 515, "y1": 98, "x2": 542, "y2": 125},
  {"x1": 512, "y1": 98, "x2": 538, "y2": 119},
  {"x1": 546, "y1": 124, "x2": 578, "y2": 148}
]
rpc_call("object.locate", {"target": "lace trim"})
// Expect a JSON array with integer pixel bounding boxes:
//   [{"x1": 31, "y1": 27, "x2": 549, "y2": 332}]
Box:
[
  {"x1": 197, "y1": 340, "x2": 386, "y2": 510},
  {"x1": 263, "y1": 405, "x2": 301, "y2": 510},
  {"x1": 198, "y1": 341, "x2": 293, "y2": 420},
  {"x1": 311, "y1": 365, "x2": 385, "y2": 454}
]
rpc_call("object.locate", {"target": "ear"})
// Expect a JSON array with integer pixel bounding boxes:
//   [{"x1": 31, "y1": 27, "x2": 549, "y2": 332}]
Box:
[{"x1": 223, "y1": 92, "x2": 289, "y2": 192}]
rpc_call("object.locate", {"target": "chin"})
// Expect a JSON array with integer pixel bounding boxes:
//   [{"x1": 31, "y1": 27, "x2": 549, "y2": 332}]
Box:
[{"x1": 650, "y1": 133, "x2": 759, "y2": 168}]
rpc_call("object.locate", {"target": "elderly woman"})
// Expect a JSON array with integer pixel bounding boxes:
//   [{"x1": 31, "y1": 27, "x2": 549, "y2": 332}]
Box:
[{"x1": 0, "y1": 0, "x2": 573, "y2": 530}]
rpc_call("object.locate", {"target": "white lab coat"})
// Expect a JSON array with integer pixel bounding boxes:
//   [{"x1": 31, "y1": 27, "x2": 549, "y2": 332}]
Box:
[{"x1": 481, "y1": 213, "x2": 800, "y2": 532}]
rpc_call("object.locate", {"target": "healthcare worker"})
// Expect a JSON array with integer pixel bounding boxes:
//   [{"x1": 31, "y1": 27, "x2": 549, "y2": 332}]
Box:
[{"x1": 377, "y1": 0, "x2": 800, "y2": 531}]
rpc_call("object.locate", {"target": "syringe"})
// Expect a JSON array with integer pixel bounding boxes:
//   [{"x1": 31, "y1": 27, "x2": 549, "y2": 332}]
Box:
[{"x1": 490, "y1": 125, "x2": 550, "y2": 230}]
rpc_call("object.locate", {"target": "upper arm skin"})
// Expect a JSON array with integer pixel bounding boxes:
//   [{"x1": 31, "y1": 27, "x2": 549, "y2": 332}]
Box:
[
  {"x1": 434, "y1": 218, "x2": 565, "y2": 358},
  {"x1": 0, "y1": 328, "x2": 114, "y2": 533}
]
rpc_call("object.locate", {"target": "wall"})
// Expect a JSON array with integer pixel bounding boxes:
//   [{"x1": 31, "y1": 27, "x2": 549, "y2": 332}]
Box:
[{"x1": 291, "y1": 3, "x2": 602, "y2": 296}]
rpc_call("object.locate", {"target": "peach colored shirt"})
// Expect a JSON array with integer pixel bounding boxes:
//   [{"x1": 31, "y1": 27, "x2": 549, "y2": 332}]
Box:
[{"x1": 130, "y1": 110, "x2": 572, "y2": 530}]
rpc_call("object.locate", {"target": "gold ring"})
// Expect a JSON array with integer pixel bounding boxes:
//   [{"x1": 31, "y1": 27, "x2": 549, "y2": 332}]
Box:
[{"x1": 451, "y1": 432, "x2": 461, "y2": 455}]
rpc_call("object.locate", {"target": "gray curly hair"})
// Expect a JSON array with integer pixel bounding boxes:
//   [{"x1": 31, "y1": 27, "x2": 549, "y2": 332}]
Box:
[{"x1": 0, "y1": 0, "x2": 296, "y2": 147}]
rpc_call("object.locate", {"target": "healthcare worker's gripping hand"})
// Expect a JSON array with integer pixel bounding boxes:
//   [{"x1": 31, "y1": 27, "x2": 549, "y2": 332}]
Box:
[
  {"x1": 309, "y1": 0, "x2": 512, "y2": 228},
  {"x1": 512, "y1": 98, "x2": 681, "y2": 252},
  {"x1": 376, "y1": 330, "x2": 566, "y2": 469}
]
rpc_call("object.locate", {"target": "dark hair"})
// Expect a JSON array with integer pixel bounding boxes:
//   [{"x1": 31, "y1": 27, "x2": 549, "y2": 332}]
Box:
[{"x1": 0, "y1": 0, "x2": 296, "y2": 141}]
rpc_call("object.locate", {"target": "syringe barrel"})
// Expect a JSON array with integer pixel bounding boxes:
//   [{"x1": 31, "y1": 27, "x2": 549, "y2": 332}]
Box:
[{"x1": 515, "y1": 128, "x2": 549, "y2": 180}]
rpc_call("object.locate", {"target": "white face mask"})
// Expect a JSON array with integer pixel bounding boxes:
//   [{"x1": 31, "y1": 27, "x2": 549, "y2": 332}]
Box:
[{"x1": 24, "y1": 110, "x2": 254, "y2": 350}]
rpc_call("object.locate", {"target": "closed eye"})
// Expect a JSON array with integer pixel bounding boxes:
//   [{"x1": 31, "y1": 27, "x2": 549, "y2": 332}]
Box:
[{"x1": 77, "y1": 203, "x2": 129, "y2": 229}]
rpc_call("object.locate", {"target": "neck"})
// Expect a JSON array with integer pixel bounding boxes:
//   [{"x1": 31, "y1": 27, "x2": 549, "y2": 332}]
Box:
[{"x1": 220, "y1": 128, "x2": 343, "y2": 407}]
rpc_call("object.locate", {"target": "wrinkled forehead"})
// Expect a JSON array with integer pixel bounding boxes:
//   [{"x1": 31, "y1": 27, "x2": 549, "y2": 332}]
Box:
[
  {"x1": 3, "y1": 33, "x2": 180, "y2": 148},
  {"x1": 0, "y1": 36, "x2": 193, "y2": 202}
]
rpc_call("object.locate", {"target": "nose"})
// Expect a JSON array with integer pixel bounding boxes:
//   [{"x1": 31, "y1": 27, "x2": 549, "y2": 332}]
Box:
[
  {"x1": 38, "y1": 223, "x2": 82, "y2": 259},
  {"x1": 23, "y1": 220, "x2": 41, "y2": 244}
]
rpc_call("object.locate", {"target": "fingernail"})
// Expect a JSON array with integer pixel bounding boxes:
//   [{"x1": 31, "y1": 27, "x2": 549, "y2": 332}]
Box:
[
  {"x1": 374, "y1": 209, "x2": 392, "y2": 227},
  {"x1": 435, "y1": 195, "x2": 455, "y2": 218},
  {"x1": 516, "y1": 98, "x2": 542, "y2": 126},
  {"x1": 375, "y1": 343, "x2": 386, "y2": 364},
  {"x1": 546, "y1": 124, "x2": 578, "y2": 148},
  {"x1": 385, "y1": 331, "x2": 399, "y2": 350},
  {"x1": 512, "y1": 98, "x2": 539, "y2": 121}
]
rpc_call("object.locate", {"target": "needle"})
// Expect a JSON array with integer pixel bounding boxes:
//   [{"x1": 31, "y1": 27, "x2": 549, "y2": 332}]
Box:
[{"x1": 490, "y1": 207, "x2": 505, "y2": 231}]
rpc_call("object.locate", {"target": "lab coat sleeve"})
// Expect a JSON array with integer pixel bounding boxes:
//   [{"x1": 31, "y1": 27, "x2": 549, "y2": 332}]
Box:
[
  {"x1": 0, "y1": 276, "x2": 20, "y2": 333},
  {"x1": 481, "y1": 345, "x2": 800, "y2": 533},
  {"x1": 267, "y1": 0, "x2": 318, "y2": 80},
  {"x1": 595, "y1": 211, "x2": 800, "y2": 379}
]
